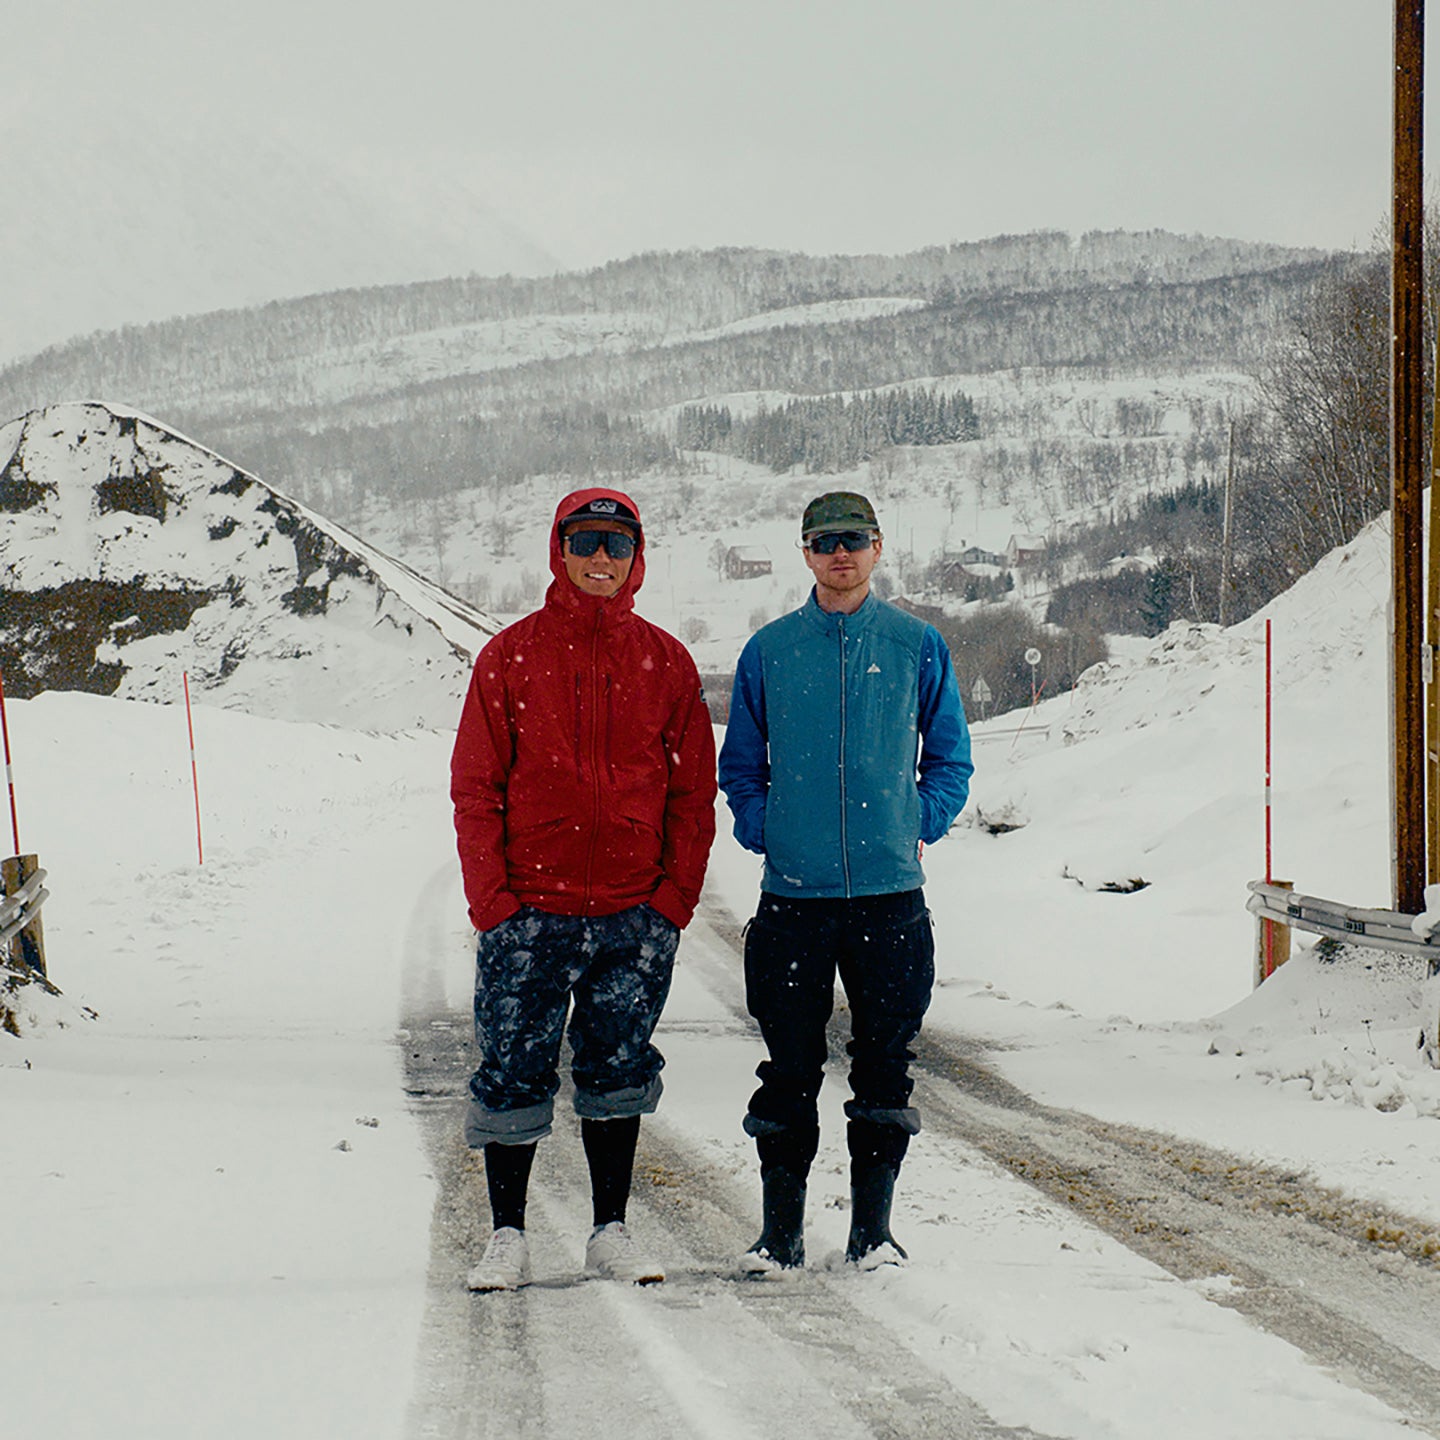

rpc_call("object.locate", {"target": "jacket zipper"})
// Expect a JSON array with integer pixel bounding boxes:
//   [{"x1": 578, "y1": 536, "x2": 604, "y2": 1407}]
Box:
[
  {"x1": 838, "y1": 615, "x2": 851, "y2": 897},
  {"x1": 582, "y1": 615, "x2": 603, "y2": 913}
]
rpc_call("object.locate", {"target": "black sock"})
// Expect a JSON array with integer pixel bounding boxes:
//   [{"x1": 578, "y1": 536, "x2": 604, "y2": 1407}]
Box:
[
  {"x1": 582, "y1": 1115, "x2": 641, "y2": 1227},
  {"x1": 484, "y1": 1141, "x2": 537, "y2": 1232}
]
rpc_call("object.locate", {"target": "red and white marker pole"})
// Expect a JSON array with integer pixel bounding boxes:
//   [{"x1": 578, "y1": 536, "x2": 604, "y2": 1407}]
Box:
[
  {"x1": 1265, "y1": 618, "x2": 1273, "y2": 887},
  {"x1": 1263, "y1": 619, "x2": 1274, "y2": 979},
  {"x1": 184, "y1": 672, "x2": 203, "y2": 866},
  {"x1": 0, "y1": 667, "x2": 19, "y2": 856}
]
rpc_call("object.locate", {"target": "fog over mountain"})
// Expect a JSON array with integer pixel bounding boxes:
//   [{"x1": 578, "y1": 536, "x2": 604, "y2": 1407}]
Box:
[{"x1": 2, "y1": 101, "x2": 558, "y2": 365}]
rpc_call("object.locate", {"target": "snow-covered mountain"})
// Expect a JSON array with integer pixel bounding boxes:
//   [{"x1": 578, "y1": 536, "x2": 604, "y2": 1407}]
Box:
[
  {"x1": 0, "y1": 102, "x2": 559, "y2": 366},
  {"x1": 0, "y1": 403, "x2": 500, "y2": 729}
]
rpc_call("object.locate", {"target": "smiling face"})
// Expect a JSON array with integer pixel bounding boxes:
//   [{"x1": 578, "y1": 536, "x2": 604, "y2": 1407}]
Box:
[{"x1": 561, "y1": 518, "x2": 637, "y2": 599}]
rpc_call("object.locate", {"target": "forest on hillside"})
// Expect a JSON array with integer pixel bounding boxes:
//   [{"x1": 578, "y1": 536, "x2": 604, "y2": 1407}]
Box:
[
  {"x1": 0, "y1": 229, "x2": 1326, "y2": 420},
  {"x1": 1041, "y1": 244, "x2": 1433, "y2": 638},
  {"x1": 0, "y1": 228, "x2": 1390, "y2": 662},
  {"x1": 142, "y1": 259, "x2": 1344, "y2": 521}
]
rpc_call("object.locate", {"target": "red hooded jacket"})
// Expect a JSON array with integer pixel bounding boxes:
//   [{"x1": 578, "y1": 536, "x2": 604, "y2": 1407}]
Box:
[{"x1": 451, "y1": 487, "x2": 717, "y2": 932}]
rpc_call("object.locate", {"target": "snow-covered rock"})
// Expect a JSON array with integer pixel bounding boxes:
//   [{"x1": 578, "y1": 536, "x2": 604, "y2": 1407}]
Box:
[{"x1": 0, "y1": 402, "x2": 499, "y2": 730}]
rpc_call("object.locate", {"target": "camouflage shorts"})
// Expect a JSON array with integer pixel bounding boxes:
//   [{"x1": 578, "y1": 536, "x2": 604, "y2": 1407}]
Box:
[{"x1": 465, "y1": 903, "x2": 680, "y2": 1148}]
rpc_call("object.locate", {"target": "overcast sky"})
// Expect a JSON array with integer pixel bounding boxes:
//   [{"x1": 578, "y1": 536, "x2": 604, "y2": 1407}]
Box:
[{"x1": 2, "y1": 0, "x2": 1418, "y2": 276}]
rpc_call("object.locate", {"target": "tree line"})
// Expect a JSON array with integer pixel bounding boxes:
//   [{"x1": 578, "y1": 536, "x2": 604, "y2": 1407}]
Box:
[
  {"x1": 164, "y1": 259, "x2": 1339, "y2": 518},
  {"x1": 898, "y1": 598, "x2": 1108, "y2": 717},
  {"x1": 0, "y1": 229, "x2": 1328, "y2": 423},
  {"x1": 235, "y1": 405, "x2": 677, "y2": 513},
  {"x1": 676, "y1": 388, "x2": 980, "y2": 474},
  {"x1": 1040, "y1": 229, "x2": 1438, "y2": 638}
]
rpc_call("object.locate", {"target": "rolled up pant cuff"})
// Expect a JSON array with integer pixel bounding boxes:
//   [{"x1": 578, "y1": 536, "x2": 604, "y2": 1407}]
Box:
[
  {"x1": 573, "y1": 1075, "x2": 663, "y2": 1120},
  {"x1": 742, "y1": 1113, "x2": 790, "y2": 1138},
  {"x1": 464, "y1": 1097, "x2": 554, "y2": 1149},
  {"x1": 843, "y1": 1101, "x2": 922, "y2": 1135}
]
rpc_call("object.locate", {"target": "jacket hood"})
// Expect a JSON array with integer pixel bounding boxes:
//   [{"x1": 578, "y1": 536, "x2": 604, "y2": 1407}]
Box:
[{"x1": 546, "y1": 486, "x2": 646, "y2": 616}]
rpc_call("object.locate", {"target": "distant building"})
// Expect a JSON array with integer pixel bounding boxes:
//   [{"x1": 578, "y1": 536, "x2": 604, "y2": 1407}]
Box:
[
  {"x1": 960, "y1": 545, "x2": 1005, "y2": 567},
  {"x1": 1005, "y1": 534, "x2": 1048, "y2": 567},
  {"x1": 1102, "y1": 552, "x2": 1152, "y2": 576},
  {"x1": 725, "y1": 545, "x2": 773, "y2": 580},
  {"x1": 934, "y1": 555, "x2": 972, "y2": 592}
]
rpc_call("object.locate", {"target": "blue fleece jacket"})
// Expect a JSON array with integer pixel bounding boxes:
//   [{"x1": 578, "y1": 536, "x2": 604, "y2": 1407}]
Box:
[{"x1": 718, "y1": 590, "x2": 973, "y2": 898}]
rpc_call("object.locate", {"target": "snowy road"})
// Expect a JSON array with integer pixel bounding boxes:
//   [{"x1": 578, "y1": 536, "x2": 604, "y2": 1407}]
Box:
[
  {"x1": 399, "y1": 881, "x2": 1440, "y2": 1439},
  {"x1": 14, "y1": 652, "x2": 1440, "y2": 1440},
  {"x1": 400, "y1": 880, "x2": 1035, "y2": 1439}
]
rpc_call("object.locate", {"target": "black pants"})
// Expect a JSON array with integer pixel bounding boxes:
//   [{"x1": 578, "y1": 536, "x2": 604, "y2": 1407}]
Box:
[{"x1": 742, "y1": 889, "x2": 935, "y2": 1144}]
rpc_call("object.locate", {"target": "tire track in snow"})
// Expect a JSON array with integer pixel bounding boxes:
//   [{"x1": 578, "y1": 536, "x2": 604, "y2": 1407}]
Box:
[
  {"x1": 629, "y1": 1120, "x2": 1049, "y2": 1440},
  {"x1": 909, "y1": 1030, "x2": 1440, "y2": 1434},
  {"x1": 688, "y1": 894, "x2": 1440, "y2": 1435},
  {"x1": 399, "y1": 867, "x2": 1041, "y2": 1440}
]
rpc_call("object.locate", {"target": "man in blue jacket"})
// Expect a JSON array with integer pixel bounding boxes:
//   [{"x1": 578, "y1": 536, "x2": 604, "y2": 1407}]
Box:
[{"x1": 718, "y1": 491, "x2": 972, "y2": 1273}]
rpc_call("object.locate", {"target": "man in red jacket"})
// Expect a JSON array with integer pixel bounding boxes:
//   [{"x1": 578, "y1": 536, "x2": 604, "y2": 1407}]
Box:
[{"x1": 451, "y1": 487, "x2": 717, "y2": 1291}]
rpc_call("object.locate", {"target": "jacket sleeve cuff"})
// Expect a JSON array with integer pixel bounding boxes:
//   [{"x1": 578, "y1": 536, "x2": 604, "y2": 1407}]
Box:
[
  {"x1": 472, "y1": 893, "x2": 522, "y2": 932},
  {"x1": 647, "y1": 880, "x2": 693, "y2": 930}
]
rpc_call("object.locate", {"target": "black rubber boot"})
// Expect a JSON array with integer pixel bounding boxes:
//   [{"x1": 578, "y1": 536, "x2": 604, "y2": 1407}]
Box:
[
  {"x1": 740, "y1": 1126, "x2": 817, "y2": 1272},
  {"x1": 845, "y1": 1120, "x2": 909, "y2": 1266},
  {"x1": 744, "y1": 1166, "x2": 808, "y2": 1270}
]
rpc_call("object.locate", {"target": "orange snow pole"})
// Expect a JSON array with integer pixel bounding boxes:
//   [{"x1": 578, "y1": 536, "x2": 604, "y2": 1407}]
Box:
[
  {"x1": 1257, "y1": 619, "x2": 1293, "y2": 982},
  {"x1": 1263, "y1": 618, "x2": 1276, "y2": 978},
  {"x1": 184, "y1": 672, "x2": 203, "y2": 866},
  {"x1": 0, "y1": 667, "x2": 20, "y2": 855},
  {"x1": 1265, "y1": 619, "x2": 1273, "y2": 889}
]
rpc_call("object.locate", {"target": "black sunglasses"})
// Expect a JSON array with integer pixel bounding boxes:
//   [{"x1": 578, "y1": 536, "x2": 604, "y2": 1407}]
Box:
[
  {"x1": 565, "y1": 529, "x2": 636, "y2": 559},
  {"x1": 807, "y1": 530, "x2": 875, "y2": 555}
]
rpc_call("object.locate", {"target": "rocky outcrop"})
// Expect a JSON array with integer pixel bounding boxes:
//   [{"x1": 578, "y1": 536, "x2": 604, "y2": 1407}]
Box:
[{"x1": 0, "y1": 403, "x2": 500, "y2": 730}]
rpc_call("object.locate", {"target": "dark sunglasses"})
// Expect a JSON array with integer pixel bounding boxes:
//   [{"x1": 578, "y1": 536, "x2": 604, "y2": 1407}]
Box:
[
  {"x1": 807, "y1": 530, "x2": 875, "y2": 555},
  {"x1": 565, "y1": 529, "x2": 636, "y2": 560}
]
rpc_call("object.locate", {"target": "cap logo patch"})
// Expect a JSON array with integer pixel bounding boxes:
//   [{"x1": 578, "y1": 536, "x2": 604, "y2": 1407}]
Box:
[{"x1": 588, "y1": 499, "x2": 618, "y2": 514}]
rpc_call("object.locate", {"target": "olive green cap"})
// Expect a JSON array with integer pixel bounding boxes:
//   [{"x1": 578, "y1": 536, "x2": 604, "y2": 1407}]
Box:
[{"x1": 800, "y1": 491, "x2": 880, "y2": 537}]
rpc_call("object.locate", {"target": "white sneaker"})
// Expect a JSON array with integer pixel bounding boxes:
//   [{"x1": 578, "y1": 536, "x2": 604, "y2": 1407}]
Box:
[
  {"x1": 585, "y1": 1221, "x2": 665, "y2": 1284},
  {"x1": 467, "y1": 1226, "x2": 531, "y2": 1291}
]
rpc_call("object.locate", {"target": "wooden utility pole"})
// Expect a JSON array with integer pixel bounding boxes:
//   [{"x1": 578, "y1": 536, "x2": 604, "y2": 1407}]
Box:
[
  {"x1": 1392, "y1": 0, "x2": 1426, "y2": 915},
  {"x1": 1430, "y1": 358, "x2": 1440, "y2": 885}
]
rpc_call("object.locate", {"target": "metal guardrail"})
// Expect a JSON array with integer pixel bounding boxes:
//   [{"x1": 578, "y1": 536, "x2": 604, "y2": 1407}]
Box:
[
  {"x1": 0, "y1": 865, "x2": 47, "y2": 948},
  {"x1": 961, "y1": 725, "x2": 1054, "y2": 748},
  {"x1": 970, "y1": 723, "x2": 1052, "y2": 745},
  {"x1": 1246, "y1": 879, "x2": 1440, "y2": 963}
]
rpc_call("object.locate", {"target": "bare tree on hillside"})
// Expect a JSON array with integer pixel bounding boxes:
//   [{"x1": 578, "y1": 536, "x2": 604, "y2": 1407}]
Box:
[
  {"x1": 1253, "y1": 257, "x2": 1390, "y2": 572},
  {"x1": 1251, "y1": 215, "x2": 1440, "y2": 583}
]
